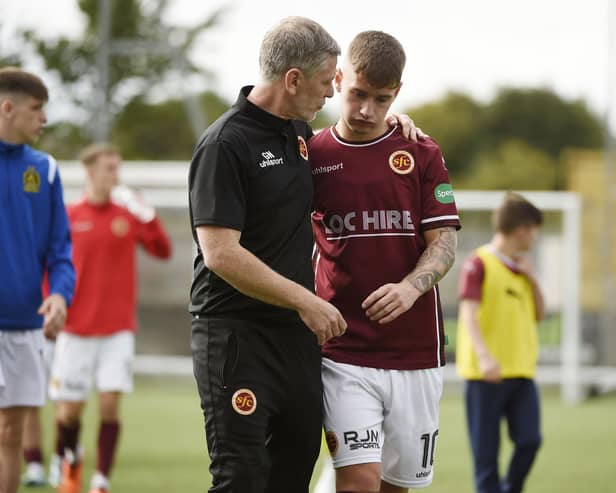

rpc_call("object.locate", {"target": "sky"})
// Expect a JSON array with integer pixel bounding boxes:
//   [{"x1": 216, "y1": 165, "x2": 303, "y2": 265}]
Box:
[{"x1": 0, "y1": 0, "x2": 614, "y2": 128}]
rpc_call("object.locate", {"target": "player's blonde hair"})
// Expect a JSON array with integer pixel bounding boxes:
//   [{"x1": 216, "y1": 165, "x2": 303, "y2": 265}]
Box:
[
  {"x1": 79, "y1": 142, "x2": 121, "y2": 167},
  {"x1": 259, "y1": 17, "x2": 340, "y2": 82},
  {"x1": 347, "y1": 31, "x2": 406, "y2": 89},
  {"x1": 0, "y1": 67, "x2": 48, "y2": 102}
]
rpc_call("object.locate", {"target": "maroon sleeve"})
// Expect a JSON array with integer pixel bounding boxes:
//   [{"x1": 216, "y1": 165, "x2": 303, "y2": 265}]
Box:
[
  {"x1": 420, "y1": 143, "x2": 461, "y2": 231},
  {"x1": 458, "y1": 255, "x2": 484, "y2": 301}
]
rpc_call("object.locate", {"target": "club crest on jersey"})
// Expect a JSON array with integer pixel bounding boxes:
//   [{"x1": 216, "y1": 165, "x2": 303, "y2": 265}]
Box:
[
  {"x1": 110, "y1": 216, "x2": 130, "y2": 237},
  {"x1": 325, "y1": 431, "x2": 339, "y2": 455},
  {"x1": 23, "y1": 166, "x2": 41, "y2": 193},
  {"x1": 232, "y1": 388, "x2": 257, "y2": 415},
  {"x1": 388, "y1": 150, "x2": 414, "y2": 175},
  {"x1": 298, "y1": 136, "x2": 309, "y2": 160}
]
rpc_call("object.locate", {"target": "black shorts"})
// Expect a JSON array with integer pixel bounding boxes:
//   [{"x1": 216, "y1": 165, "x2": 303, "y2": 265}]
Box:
[{"x1": 191, "y1": 316, "x2": 322, "y2": 493}]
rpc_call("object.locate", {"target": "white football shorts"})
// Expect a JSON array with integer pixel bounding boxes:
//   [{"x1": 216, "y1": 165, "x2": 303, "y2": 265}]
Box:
[
  {"x1": 49, "y1": 330, "x2": 135, "y2": 401},
  {"x1": 0, "y1": 330, "x2": 47, "y2": 408},
  {"x1": 42, "y1": 336, "x2": 55, "y2": 378},
  {"x1": 322, "y1": 357, "x2": 443, "y2": 489}
]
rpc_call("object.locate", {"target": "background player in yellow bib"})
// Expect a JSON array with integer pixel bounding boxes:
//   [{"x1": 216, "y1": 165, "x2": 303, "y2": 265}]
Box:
[{"x1": 456, "y1": 192, "x2": 544, "y2": 493}]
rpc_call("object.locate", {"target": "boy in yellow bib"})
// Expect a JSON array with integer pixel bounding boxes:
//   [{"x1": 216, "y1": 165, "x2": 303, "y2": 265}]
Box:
[{"x1": 456, "y1": 192, "x2": 544, "y2": 493}]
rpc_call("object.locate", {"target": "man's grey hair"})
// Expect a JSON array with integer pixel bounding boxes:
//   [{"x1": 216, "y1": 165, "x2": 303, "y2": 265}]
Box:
[{"x1": 259, "y1": 17, "x2": 340, "y2": 82}]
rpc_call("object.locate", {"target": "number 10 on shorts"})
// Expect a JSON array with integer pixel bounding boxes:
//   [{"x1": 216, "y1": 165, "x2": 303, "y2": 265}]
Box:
[{"x1": 420, "y1": 429, "x2": 439, "y2": 469}]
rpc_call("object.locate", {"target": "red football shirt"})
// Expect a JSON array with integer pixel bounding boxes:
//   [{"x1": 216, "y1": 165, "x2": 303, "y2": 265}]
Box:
[
  {"x1": 310, "y1": 126, "x2": 461, "y2": 370},
  {"x1": 65, "y1": 198, "x2": 171, "y2": 336}
]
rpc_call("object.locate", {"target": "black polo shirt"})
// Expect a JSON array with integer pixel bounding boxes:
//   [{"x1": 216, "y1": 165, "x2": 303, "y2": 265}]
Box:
[{"x1": 189, "y1": 86, "x2": 315, "y2": 324}]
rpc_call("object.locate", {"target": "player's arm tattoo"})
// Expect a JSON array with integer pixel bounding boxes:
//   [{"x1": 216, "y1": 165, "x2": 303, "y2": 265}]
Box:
[{"x1": 406, "y1": 227, "x2": 457, "y2": 294}]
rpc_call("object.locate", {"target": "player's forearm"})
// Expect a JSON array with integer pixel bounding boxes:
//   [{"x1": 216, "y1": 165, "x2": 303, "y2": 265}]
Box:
[
  {"x1": 199, "y1": 235, "x2": 313, "y2": 312},
  {"x1": 460, "y1": 300, "x2": 491, "y2": 359},
  {"x1": 404, "y1": 227, "x2": 457, "y2": 294},
  {"x1": 141, "y1": 216, "x2": 172, "y2": 259},
  {"x1": 528, "y1": 276, "x2": 546, "y2": 321},
  {"x1": 49, "y1": 186, "x2": 76, "y2": 305}
]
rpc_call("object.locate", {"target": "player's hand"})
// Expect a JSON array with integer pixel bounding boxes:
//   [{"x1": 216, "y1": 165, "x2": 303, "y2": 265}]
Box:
[
  {"x1": 38, "y1": 293, "x2": 67, "y2": 339},
  {"x1": 479, "y1": 353, "x2": 502, "y2": 383},
  {"x1": 385, "y1": 113, "x2": 427, "y2": 142},
  {"x1": 297, "y1": 294, "x2": 347, "y2": 345},
  {"x1": 111, "y1": 184, "x2": 155, "y2": 223},
  {"x1": 514, "y1": 255, "x2": 535, "y2": 279},
  {"x1": 362, "y1": 281, "x2": 421, "y2": 324}
]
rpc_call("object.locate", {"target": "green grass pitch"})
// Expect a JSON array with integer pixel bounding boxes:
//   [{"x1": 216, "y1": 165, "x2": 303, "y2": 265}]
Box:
[{"x1": 22, "y1": 376, "x2": 616, "y2": 493}]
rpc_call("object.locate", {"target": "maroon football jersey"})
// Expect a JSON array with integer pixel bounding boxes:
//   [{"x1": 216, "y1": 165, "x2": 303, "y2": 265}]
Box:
[{"x1": 310, "y1": 126, "x2": 461, "y2": 370}]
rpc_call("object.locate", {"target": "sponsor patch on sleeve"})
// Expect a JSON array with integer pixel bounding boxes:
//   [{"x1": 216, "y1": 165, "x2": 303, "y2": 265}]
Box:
[{"x1": 434, "y1": 183, "x2": 455, "y2": 204}]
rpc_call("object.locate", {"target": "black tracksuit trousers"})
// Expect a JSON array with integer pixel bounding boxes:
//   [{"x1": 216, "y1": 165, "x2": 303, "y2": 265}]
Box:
[{"x1": 191, "y1": 316, "x2": 323, "y2": 493}]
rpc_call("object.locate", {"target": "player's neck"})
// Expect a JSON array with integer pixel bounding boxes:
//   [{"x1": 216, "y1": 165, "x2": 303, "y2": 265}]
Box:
[
  {"x1": 86, "y1": 185, "x2": 111, "y2": 205},
  {"x1": 0, "y1": 127, "x2": 26, "y2": 145},
  {"x1": 490, "y1": 234, "x2": 522, "y2": 259},
  {"x1": 248, "y1": 84, "x2": 293, "y2": 120},
  {"x1": 334, "y1": 120, "x2": 389, "y2": 142}
]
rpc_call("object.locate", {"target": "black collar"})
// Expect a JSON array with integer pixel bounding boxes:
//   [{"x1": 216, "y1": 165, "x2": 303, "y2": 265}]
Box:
[{"x1": 236, "y1": 85, "x2": 289, "y2": 131}]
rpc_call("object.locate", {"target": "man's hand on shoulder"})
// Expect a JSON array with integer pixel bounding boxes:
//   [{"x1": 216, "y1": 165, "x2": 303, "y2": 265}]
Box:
[
  {"x1": 514, "y1": 255, "x2": 535, "y2": 279},
  {"x1": 38, "y1": 293, "x2": 67, "y2": 338},
  {"x1": 385, "y1": 113, "x2": 428, "y2": 141}
]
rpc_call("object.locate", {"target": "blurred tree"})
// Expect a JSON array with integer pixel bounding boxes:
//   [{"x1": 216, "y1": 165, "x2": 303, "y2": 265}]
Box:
[
  {"x1": 37, "y1": 123, "x2": 92, "y2": 160},
  {"x1": 483, "y1": 87, "x2": 603, "y2": 159},
  {"x1": 455, "y1": 139, "x2": 558, "y2": 190},
  {"x1": 312, "y1": 108, "x2": 337, "y2": 133},
  {"x1": 405, "y1": 87, "x2": 604, "y2": 189},
  {"x1": 112, "y1": 91, "x2": 230, "y2": 160},
  {"x1": 12, "y1": 0, "x2": 224, "y2": 140},
  {"x1": 405, "y1": 92, "x2": 483, "y2": 179}
]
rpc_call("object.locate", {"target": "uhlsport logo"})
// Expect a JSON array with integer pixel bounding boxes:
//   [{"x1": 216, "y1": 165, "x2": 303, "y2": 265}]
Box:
[
  {"x1": 259, "y1": 151, "x2": 284, "y2": 168},
  {"x1": 312, "y1": 162, "x2": 343, "y2": 175},
  {"x1": 232, "y1": 388, "x2": 257, "y2": 415},
  {"x1": 434, "y1": 183, "x2": 455, "y2": 204},
  {"x1": 297, "y1": 136, "x2": 309, "y2": 160},
  {"x1": 388, "y1": 150, "x2": 415, "y2": 175}
]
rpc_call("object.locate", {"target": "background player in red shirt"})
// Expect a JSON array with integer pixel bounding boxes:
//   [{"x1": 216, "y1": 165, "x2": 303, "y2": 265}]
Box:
[
  {"x1": 310, "y1": 32, "x2": 460, "y2": 492},
  {"x1": 49, "y1": 143, "x2": 172, "y2": 493}
]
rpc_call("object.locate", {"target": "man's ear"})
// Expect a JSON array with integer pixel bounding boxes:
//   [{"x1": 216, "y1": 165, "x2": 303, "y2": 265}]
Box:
[
  {"x1": 334, "y1": 68, "x2": 343, "y2": 93},
  {"x1": 284, "y1": 68, "x2": 303, "y2": 95},
  {"x1": 0, "y1": 98, "x2": 14, "y2": 118}
]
